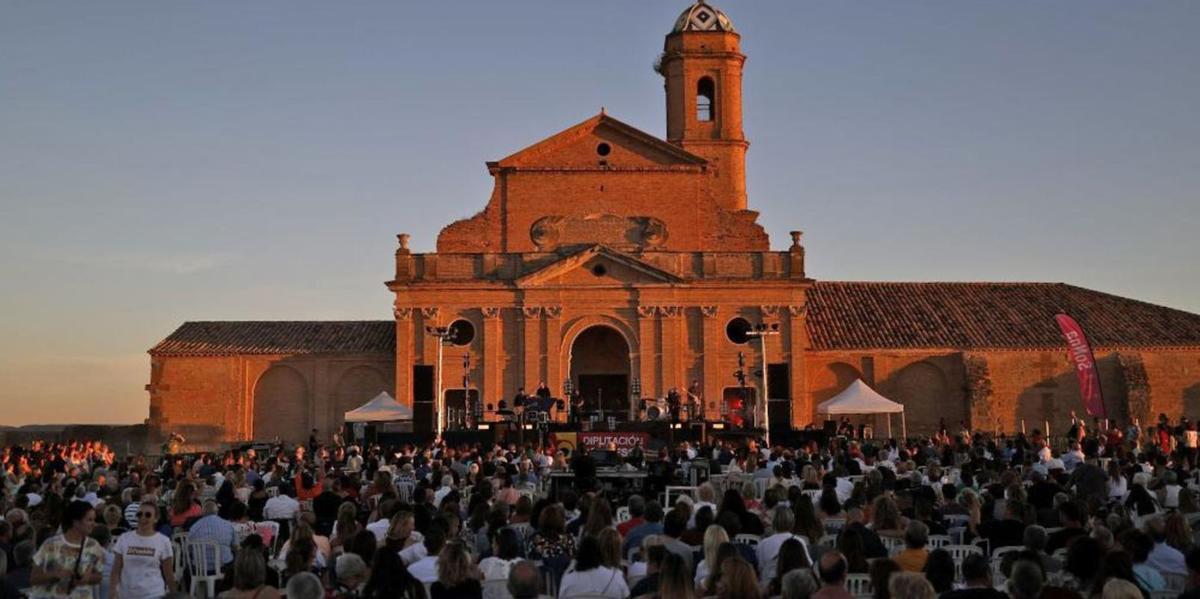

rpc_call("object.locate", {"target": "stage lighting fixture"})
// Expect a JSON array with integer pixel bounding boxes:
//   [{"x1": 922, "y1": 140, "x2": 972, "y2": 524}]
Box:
[
  {"x1": 476, "y1": 423, "x2": 491, "y2": 430},
  {"x1": 712, "y1": 422, "x2": 726, "y2": 430},
  {"x1": 523, "y1": 424, "x2": 535, "y2": 430}
]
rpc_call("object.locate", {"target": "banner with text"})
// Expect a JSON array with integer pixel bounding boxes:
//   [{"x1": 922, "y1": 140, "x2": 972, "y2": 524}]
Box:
[
  {"x1": 1055, "y1": 313, "x2": 1107, "y2": 418},
  {"x1": 552, "y1": 431, "x2": 650, "y2": 456}
]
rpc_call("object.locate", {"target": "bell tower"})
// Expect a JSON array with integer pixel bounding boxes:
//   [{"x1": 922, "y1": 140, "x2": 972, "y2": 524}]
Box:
[{"x1": 660, "y1": 1, "x2": 748, "y2": 211}]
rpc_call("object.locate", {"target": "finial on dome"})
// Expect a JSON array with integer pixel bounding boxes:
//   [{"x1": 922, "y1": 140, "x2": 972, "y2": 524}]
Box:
[{"x1": 600, "y1": 106, "x2": 606, "y2": 115}]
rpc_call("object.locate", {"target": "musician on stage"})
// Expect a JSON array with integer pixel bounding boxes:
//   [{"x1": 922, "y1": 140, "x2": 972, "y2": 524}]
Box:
[
  {"x1": 687, "y1": 379, "x2": 702, "y2": 420},
  {"x1": 568, "y1": 388, "x2": 583, "y2": 424},
  {"x1": 512, "y1": 387, "x2": 528, "y2": 412},
  {"x1": 535, "y1": 381, "x2": 552, "y2": 400},
  {"x1": 666, "y1": 387, "x2": 682, "y2": 422}
]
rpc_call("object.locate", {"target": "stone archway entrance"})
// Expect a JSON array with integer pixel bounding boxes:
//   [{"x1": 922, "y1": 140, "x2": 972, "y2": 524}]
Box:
[{"x1": 569, "y1": 325, "x2": 631, "y2": 418}]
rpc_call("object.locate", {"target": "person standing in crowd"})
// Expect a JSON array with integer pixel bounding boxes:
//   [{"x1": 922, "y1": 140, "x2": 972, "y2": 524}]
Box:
[
  {"x1": 108, "y1": 501, "x2": 174, "y2": 598},
  {"x1": 29, "y1": 500, "x2": 106, "y2": 599}
]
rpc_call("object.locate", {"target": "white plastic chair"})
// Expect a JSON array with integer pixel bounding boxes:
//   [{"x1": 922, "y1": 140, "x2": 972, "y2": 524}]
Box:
[
  {"x1": 733, "y1": 533, "x2": 761, "y2": 547},
  {"x1": 185, "y1": 539, "x2": 225, "y2": 598},
  {"x1": 818, "y1": 533, "x2": 838, "y2": 548},
  {"x1": 927, "y1": 534, "x2": 953, "y2": 549},
  {"x1": 991, "y1": 546, "x2": 1023, "y2": 580},
  {"x1": 1164, "y1": 572, "x2": 1187, "y2": 593},
  {"x1": 847, "y1": 573, "x2": 873, "y2": 598},
  {"x1": 616, "y1": 506, "x2": 631, "y2": 523},
  {"x1": 945, "y1": 544, "x2": 984, "y2": 581},
  {"x1": 880, "y1": 536, "x2": 903, "y2": 555},
  {"x1": 170, "y1": 531, "x2": 188, "y2": 586},
  {"x1": 483, "y1": 578, "x2": 513, "y2": 599},
  {"x1": 824, "y1": 517, "x2": 847, "y2": 533}
]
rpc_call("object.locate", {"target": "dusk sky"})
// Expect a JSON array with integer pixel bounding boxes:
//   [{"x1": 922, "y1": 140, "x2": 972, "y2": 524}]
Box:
[{"x1": 2, "y1": 1, "x2": 1197, "y2": 426}]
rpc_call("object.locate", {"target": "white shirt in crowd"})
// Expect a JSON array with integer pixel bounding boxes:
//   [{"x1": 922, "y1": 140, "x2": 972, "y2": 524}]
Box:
[
  {"x1": 112, "y1": 530, "x2": 174, "y2": 599},
  {"x1": 757, "y1": 533, "x2": 812, "y2": 583},
  {"x1": 262, "y1": 494, "x2": 299, "y2": 521},
  {"x1": 557, "y1": 566, "x2": 630, "y2": 599},
  {"x1": 399, "y1": 542, "x2": 427, "y2": 566},
  {"x1": 479, "y1": 556, "x2": 520, "y2": 581},
  {"x1": 1148, "y1": 541, "x2": 1187, "y2": 576},
  {"x1": 407, "y1": 555, "x2": 439, "y2": 583}
]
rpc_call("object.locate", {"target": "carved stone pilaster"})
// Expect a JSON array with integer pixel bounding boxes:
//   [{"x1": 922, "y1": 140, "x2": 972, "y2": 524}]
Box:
[
  {"x1": 393, "y1": 307, "x2": 413, "y2": 320},
  {"x1": 637, "y1": 305, "x2": 657, "y2": 319},
  {"x1": 522, "y1": 306, "x2": 543, "y2": 319},
  {"x1": 963, "y1": 353, "x2": 995, "y2": 431},
  {"x1": 482, "y1": 307, "x2": 501, "y2": 320},
  {"x1": 1118, "y1": 352, "x2": 1151, "y2": 425},
  {"x1": 788, "y1": 304, "x2": 807, "y2": 318},
  {"x1": 543, "y1": 306, "x2": 563, "y2": 318},
  {"x1": 701, "y1": 306, "x2": 719, "y2": 319},
  {"x1": 658, "y1": 306, "x2": 683, "y2": 318},
  {"x1": 420, "y1": 307, "x2": 439, "y2": 320}
]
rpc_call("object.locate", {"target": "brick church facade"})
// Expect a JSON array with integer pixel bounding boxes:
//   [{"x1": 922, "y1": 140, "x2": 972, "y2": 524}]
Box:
[{"x1": 148, "y1": 2, "x2": 1200, "y2": 446}]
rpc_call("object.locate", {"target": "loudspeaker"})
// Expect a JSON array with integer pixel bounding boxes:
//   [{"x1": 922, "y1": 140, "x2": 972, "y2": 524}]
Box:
[{"x1": 413, "y1": 365, "x2": 435, "y2": 434}]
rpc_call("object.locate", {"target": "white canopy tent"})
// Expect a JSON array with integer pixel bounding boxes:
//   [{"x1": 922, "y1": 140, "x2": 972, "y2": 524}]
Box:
[
  {"x1": 816, "y1": 379, "x2": 907, "y2": 439},
  {"x1": 344, "y1": 391, "x2": 413, "y2": 423}
]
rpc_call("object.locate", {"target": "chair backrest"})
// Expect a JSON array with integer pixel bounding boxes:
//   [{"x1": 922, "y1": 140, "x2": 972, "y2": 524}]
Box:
[
  {"x1": 927, "y1": 534, "x2": 952, "y2": 549},
  {"x1": 185, "y1": 539, "x2": 222, "y2": 577},
  {"x1": 482, "y1": 578, "x2": 513, "y2": 599},
  {"x1": 1163, "y1": 572, "x2": 1188, "y2": 593},
  {"x1": 824, "y1": 517, "x2": 847, "y2": 532},
  {"x1": 734, "y1": 534, "x2": 761, "y2": 546},
  {"x1": 846, "y1": 573, "x2": 873, "y2": 598},
  {"x1": 802, "y1": 489, "x2": 822, "y2": 504},
  {"x1": 266, "y1": 486, "x2": 279, "y2": 498},
  {"x1": 507, "y1": 522, "x2": 533, "y2": 540},
  {"x1": 754, "y1": 478, "x2": 769, "y2": 497},
  {"x1": 818, "y1": 533, "x2": 839, "y2": 549},
  {"x1": 945, "y1": 544, "x2": 983, "y2": 563},
  {"x1": 616, "y1": 506, "x2": 631, "y2": 523},
  {"x1": 396, "y1": 482, "x2": 415, "y2": 504},
  {"x1": 880, "y1": 536, "x2": 904, "y2": 555}
]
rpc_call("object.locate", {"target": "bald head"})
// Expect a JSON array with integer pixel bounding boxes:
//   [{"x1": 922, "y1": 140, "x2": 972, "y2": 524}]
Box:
[{"x1": 818, "y1": 550, "x2": 848, "y2": 585}]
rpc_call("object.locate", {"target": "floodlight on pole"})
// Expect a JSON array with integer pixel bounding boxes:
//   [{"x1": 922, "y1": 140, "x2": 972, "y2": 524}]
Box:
[
  {"x1": 746, "y1": 322, "x2": 780, "y2": 447},
  {"x1": 425, "y1": 325, "x2": 454, "y2": 442}
]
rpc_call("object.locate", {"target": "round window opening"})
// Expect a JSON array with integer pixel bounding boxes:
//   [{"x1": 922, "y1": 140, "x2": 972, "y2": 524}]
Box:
[
  {"x1": 596, "y1": 142, "x2": 612, "y2": 157},
  {"x1": 591, "y1": 264, "x2": 608, "y2": 277},
  {"x1": 725, "y1": 317, "x2": 752, "y2": 345},
  {"x1": 447, "y1": 319, "x2": 475, "y2": 346}
]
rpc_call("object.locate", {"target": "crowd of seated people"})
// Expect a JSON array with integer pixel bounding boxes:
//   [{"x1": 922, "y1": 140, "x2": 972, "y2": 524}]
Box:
[{"x1": 4, "y1": 414, "x2": 1200, "y2": 598}]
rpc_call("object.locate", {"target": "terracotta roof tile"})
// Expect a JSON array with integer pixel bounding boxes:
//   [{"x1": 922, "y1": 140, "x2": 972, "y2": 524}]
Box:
[
  {"x1": 806, "y1": 282, "x2": 1200, "y2": 351},
  {"x1": 149, "y1": 321, "x2": 393, "y2": 356}
]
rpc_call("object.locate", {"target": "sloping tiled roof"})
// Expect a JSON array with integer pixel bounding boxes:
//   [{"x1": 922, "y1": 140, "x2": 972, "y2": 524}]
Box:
[
  {"x1": 806, "y1": 282, "x2": 1200, "y2": 351},
  {"x1": 149, "y1": 321, "x2": 394, "y2": 356}
]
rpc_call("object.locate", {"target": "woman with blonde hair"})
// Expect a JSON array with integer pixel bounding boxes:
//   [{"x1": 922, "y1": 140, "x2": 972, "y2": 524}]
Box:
[
  {"x1": 279, "y1": 522, "x2": 327, "y2": 571},
  {"x1": 887, "y1": 571, "x2": 936, "y2": 599},
  {"x1": 330, "y1": 501, "x2": 360, "y2": 551},
  {"x1": 715, "y1": 556, "x2": 761, "y2": 599},
  {"x1": 596, "y1": 527, "x2": 623, "y2": 569},
  {"x1": 169, "y1": 481, "x2": 201, "y2": 527},
  {"x1": 432, "y1": 540, "x2": 481, "y2": 599},
  {"x1": 693, "y1": 525, "x2": 729, "y2": 588},
  {"x1": 658, "y1": 552, "x2": 695, "y2": 599},
  {"x1": 871, "y1": 495, "x2": 905, "y2": 538}
]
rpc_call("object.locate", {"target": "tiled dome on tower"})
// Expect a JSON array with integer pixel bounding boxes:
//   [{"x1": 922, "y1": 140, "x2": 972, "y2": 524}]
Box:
[{"x1": 672, "y1": 0, "x2": 735, "y2": 33}]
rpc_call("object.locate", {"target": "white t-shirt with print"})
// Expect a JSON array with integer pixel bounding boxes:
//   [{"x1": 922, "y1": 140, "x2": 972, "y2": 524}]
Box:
[{"x1": 113, "y1": 530, "x2": 173, "y2": 599}]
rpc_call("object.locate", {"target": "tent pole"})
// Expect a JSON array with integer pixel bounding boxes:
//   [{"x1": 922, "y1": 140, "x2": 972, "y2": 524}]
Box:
[
  {"x1": 887, "y1": 413, "x2": 892, "y2": 438},
  {"x1": 902, "y1": 410, "x2": 907, "y2": 439}
]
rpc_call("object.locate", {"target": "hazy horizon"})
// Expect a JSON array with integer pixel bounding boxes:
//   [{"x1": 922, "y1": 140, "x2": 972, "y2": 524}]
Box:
[{"x1": 2, "y1": 1, "x2": 1198, "y2": 426}]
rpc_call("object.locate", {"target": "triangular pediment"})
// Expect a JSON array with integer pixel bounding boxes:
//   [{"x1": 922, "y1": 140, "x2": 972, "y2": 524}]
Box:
[
  {"x1": 517, "y1": 245, "x2": 684, "y2": 288},
  {"x1": 491, "y1": 113, "x2": 707, "y2": 171}
]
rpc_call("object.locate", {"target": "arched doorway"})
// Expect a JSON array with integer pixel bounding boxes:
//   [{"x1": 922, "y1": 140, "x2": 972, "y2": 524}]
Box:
[
  {"x1": 569, "y1": 325, "x2": 631, "y2": 417},
  {"x1": 888, "y1": 361, "x2": 959, "y2": 436},
  {"x1": 253, "y1": 365, "x2": 309, "y2": 444},
  {"x1": 335, "y1": 365, "x2": 388, "y2": 427}
]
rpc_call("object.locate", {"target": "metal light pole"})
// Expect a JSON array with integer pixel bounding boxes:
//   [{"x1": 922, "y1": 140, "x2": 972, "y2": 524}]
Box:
[
  {"x1": 425, "y1": 325, "x2": 453, "y2": 442},
  {"x1": 746, "y1": 322, "x2": 780, "y2": 447}
]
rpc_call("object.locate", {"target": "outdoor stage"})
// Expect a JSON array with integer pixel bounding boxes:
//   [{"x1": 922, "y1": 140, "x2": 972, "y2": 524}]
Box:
[{"x1": 368, "y1": 419, "x2": 825, "y2": 452}]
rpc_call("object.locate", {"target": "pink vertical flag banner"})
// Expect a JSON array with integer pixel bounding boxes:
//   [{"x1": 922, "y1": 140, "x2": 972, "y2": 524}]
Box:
[{"x1": 1055, "y1": 313, "x2": 1107, "y2": 418}]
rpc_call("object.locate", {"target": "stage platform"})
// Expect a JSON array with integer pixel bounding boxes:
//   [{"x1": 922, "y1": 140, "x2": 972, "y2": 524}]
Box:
[{"x1": 372, "y1": 420, "x2": 792, "y2": 451}]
